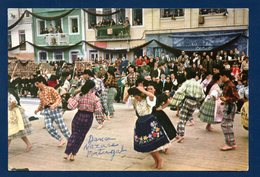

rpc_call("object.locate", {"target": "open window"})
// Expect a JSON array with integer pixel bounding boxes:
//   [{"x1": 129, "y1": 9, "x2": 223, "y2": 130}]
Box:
[
  {"x1": 88, "y1": 8, "x2": 97, "y2": 29},
  {"x1": 132, "y1": 9, "x2": 143, "y2": 26},
  {"x1": 19, "y1": 30, "x2": 26, "y2": 50},
  {"x1": 38, "y1": 20, "x2": 46, "y2": 35},
  {"x1": 69, "y1": 16, "x2": 79, "y2": 34}
]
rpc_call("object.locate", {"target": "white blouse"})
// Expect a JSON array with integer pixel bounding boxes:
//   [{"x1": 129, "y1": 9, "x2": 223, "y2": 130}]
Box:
[{"x1": 134, "y1": 97, "x2": 156, "y2": 116}]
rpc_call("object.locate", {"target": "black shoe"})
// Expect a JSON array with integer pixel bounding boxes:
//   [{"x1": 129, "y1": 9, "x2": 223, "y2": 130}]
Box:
[{"x1": 29, "y1": 116, "x2": 39, "y2": 121}]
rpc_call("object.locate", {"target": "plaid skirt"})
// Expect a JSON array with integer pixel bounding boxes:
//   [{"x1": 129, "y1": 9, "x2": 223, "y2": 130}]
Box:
[
  {"x1": 8, "y1": 107, "x2": 32, "y2": 140},
  {"x1": 107, "y1": 87, "x2": 117, "y2": 101},
  {"x1": 134, "y1": 114, "x2": 170, "y2": 153},
  {"x1": 170, "y1": 92, "x2": 185, "y2": 107},
  {"x1": 198, "y1": 97, "x2": 216, "y2": 124}
]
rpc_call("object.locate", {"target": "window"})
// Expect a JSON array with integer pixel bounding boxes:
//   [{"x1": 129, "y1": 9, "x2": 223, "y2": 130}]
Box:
[
  {"x1": 69, "y1": 17, "x2": 79, "y2": 33},
  {"x1": 71, "y1": 51, "x2": 79, "y2": 63},
  {"x1": 132, "y1": 9, "x2": 143, "y2": 26},
  {"x1": 38, "y1": 20, "x2": 46, "y2": 35},
  {"x1": 89, "y1": 50, "x2": 98, "y2": 61},
  {"x1": 160, "y1": 9, "x2": 185, "y2": 18},
  {"x1": 54, "y1": 51, "x2": 63, "y2": 60},
  {"x1": 161, "y1": 9, "x2": 174, "y2": 18},
  {"x1": 53, "y1": 19, "x2": 62, "y2": 33},
  {"x1": 173, "y1": 9, "x2": 184, "y2": 17},
  {"x1": 8, "y1": 31, "x2": 12, "y2": 49},
  {"x1": 19, "y1": 30, "x2": 26, "y2": 50},
  {"x1": 199, "y1": 8, "x2": 227, "y2": 15},
  {"x1": 116, "y1": 8, "x2": 125, "y2": 24},
  {"x1": 39, "y1": 51, "x2": 47, "y2": 61},
  {"x1": 103, "y1": 8, "x2": 112, "y2": 20},
  {"x1": 88, "y1": 9, "x2": 97, "y2": 29}
]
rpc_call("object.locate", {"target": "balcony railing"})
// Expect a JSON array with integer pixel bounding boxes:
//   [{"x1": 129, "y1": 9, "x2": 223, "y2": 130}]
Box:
[
  {"x1": 96, "y1": 25, "x2": 130, "y2": 40},
  {"x1": 44, "y1": 33, "x2": 69, "y2": 46}
]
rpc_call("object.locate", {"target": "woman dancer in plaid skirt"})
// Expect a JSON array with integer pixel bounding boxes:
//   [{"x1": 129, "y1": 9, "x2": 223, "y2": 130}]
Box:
[
  {"x1": 198, "y1": 73, "x2": 222, "y2": 131},
  {"x1": 64, "y1": 80, "x2": 104, "y2": 161},
  {"x1": 8, "y1": 90, "x2": 32, "y2": 152}
]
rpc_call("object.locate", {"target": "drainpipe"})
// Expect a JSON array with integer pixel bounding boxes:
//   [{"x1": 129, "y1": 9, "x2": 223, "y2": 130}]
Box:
[{"x1": 81, "y1": 8, "x2": 86, "y2": 60}]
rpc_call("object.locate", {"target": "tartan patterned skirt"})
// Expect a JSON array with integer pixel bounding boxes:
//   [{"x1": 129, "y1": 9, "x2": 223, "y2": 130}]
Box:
[
  {"x1": 8, "y1": 107, "x2": 32, "y2": 140},
  {"x1": 134, "y1": 114, "x2": 170, "y2": 153},
  {"x1": 198, "y1": 97, "x2": 217, "y2": 124},
  {"x1": 107, "y1": 87, "x2": 117, "y2": 114},
  {"x1": 170, "y1": 92, "x2": 185, "y2": 107}
]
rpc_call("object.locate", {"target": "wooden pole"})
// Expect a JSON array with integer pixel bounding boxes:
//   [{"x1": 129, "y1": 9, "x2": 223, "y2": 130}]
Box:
[
  {"x1": 72, "y1": 62, "x2": 77, "y2": 78},
  {"x1": 11, "y1": 61, "x2": 19, "y2": 78}
]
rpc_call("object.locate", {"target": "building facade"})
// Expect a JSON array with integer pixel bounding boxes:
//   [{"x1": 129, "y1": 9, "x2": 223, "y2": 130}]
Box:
[
  {"x1": 32, "y1": 8, "x2": 85, "y2": 63},
  {"x1": 8, "y1": 8, "x2": 249, "y2": 63},
  {"x1": 8, "y1": 8, "x2": 34, "y2": 60},
  {"x1": 84, "y1": 8, "x2": 249, "y2": 62}
]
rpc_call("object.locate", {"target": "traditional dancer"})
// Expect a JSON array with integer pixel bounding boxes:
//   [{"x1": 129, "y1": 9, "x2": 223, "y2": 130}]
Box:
[
  {"x1": 147, "y1": 82, "x2": 177, "y2": 154},
  {"x1": 74, "y1": 69, "x2": 106, "y2": 128},
  {"x1": 175, "y1": 68, "x2": 205, "y2": 143},
  {"x1": 8, "y1": 89, "x2": 32, "y2": 152},
  {"x1": 104, "y1": 69, "x2": 118, "y2": 118},
  {"x1": 198, "y1": 73, "x2": 223, "y2": 131},
  {"x1": 87, "y1": 69, "x2": 106, "y2": 129},
  {"x1": 219, "y1": 70, "x2": 239, "y2": 151},
  {"x1": 34, "y1": 76, "x2": 71, "y2": 147},
  {"x1": 128, "y1": 86, "x2": 171, "y2": 169},
  {"x1": 64, "y1": 80, "x2": 104, "y2": 161}
]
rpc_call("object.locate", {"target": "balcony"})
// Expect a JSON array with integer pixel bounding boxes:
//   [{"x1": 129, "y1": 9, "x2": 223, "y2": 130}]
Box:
[
  {"x1": 96, "y1": 25, "x2": 130, "y2": 40},
  {"x1": 44, "y1": 33, "x2": 69, "y2": 46}
]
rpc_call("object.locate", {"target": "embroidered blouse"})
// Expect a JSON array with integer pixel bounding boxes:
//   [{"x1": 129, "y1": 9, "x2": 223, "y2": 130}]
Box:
[{"x1": 133, "y1": 97, "x2": 156, "y2": 116}]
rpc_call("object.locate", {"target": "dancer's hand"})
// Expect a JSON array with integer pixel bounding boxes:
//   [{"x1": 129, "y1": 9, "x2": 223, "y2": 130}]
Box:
[
  {"x1": 50, "y1": 104, "x2": 56, "y2": 111},
  {"x1": 34, "y1": 109, "x2": 39, "y2": 114},
  {"x1": 220, "y1": 96, "x2": 226, "y2": 102},
  {"x1": 9, "y1": 102, "x2": 17, "y2": 110}
]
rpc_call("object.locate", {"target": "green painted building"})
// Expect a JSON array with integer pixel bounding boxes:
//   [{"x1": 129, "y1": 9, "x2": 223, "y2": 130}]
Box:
[{"x1": 32, "y1": 8, "x2": 85, "y2": 63}]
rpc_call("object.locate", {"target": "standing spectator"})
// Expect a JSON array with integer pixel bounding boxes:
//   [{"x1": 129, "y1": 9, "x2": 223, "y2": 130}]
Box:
[
  {"x1": 240, "y1": 56, "x2": 249, "y2": 77},
  {"x1": 202, "y1": 55, "x2": 213, "y2": 74}
]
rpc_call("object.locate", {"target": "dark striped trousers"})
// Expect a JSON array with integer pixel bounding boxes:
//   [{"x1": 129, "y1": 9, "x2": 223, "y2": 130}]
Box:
[
  {"x1": 65, "y1": 111, "x2": 94, "y2": 155},
  {"x1": 221, "y1": 103, "x2": 237, "y2": 146}
]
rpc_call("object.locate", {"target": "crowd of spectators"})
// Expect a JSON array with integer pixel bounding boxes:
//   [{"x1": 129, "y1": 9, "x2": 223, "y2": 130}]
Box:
[{"x1": 9, "y1": 47, "x2": 249, "y2": 113}]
